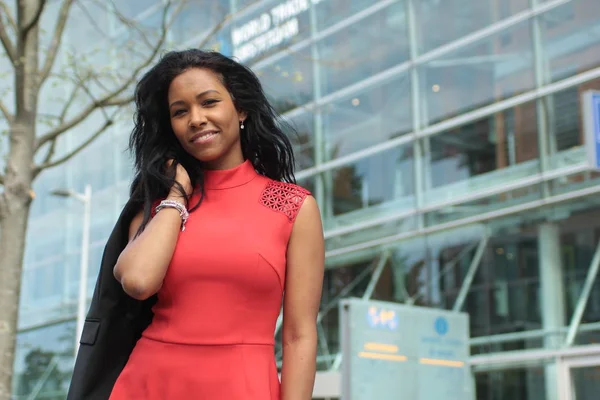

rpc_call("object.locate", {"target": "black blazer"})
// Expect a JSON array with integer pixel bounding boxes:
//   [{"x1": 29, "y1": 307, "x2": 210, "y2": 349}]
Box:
[{"x1": 67, "y1": 201, "x2": 156, "y2": 400}]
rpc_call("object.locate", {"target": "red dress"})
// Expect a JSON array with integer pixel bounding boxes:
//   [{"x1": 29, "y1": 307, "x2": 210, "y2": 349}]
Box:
[{"x1": 109, "y1": 160, "x2": 310, "y2": 399}]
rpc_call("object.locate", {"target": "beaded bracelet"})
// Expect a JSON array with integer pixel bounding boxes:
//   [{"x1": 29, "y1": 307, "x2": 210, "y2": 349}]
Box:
[{"x1": 154, "y1": 199, "x2": 189, "y2": 231}]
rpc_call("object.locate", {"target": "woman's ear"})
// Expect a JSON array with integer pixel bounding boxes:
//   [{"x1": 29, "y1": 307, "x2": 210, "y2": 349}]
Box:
[{"x1": 238, "y1": 110, "x2": 248, "y2": 122}]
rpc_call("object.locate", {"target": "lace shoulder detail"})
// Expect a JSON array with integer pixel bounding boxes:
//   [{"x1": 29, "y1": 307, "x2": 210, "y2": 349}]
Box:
[{"x1": 260, "y1": 181, "x2": 311, "y2": 221}]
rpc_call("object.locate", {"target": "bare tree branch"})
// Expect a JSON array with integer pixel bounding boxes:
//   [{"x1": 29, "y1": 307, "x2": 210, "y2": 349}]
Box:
[
  {"x1": 197, "y1": 11, "x2": 235, "y2": 50},
  {"x1": 0, "y1": 2, "x2": 17, "y2": 32},
  {"x1": 35, "y1": 0, "x2": 180, "y2": 150},
  {"x1": 38, "y1": 0, "x2": 75, "y2": 85},
  {"x1": 75, "y1": 1, "x2": 118, "y2": 49},
  {"x1": 36, "y1": 65, "x2": 130, "y2": 169},
  {"x1": 0, "y1": 99, "x2": 12, "y2": 123},
  {"x1": 34, "y1": 118, "x2": 114, "y2": 175},
  {"x1": 22, "y1": 0, "x2": 47, "y2": 37},
  {"x1": 103, "y1": 96, "x2": 134, "y2": 107},
  {"x1": 111, "y1": 15, "x2": 155, "y2": 50},
  {"x1": 41, "y1": 138, "x2": 57, "y2": 165},
  {"x1": 87, "y1": 0, "x2": 156, "y2": 50},
  {"x1": 88, "y1": 71, "x2": 112, "y2": 93},
  {"x1": 0, "y1": 6, "x2": 16, "y2": 65},
  {"x1": 76, "y1": 69, "x2": 114, "y2": 123},
  {"x1": 192, "y1": 0, "x2": 260, "y2": 52},
  {"x1": 57, "y1": 81, "x2": 82, "y2": 123},
  {"x1": 34, "y1": 87, "x2": 124, "y2": 151}
]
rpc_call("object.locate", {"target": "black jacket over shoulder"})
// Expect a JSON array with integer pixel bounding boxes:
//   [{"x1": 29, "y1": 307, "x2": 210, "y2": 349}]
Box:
[{"x1": 67, "y1": 201, "x2": 156, "y2": 400}]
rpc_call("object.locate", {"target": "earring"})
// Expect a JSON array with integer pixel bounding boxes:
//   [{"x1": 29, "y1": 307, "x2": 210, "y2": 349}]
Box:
[{"x1": 240, "y1": 121, "x2": 245, "y2": 130}]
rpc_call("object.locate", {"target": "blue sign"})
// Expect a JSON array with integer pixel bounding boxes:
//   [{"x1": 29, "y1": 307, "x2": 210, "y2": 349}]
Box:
[
  {"x1": 341, "y1": 299, "x2": 473, "y2": 400},
  {"x1": 434, "y1": 317, "x2": 449, "y2": 336},
  {"x1": 584, "y1": 91, "x2": 600, "y2": 169}
]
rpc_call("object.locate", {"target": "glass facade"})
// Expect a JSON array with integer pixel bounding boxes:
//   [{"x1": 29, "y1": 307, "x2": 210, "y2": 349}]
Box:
[{"x1": 12, "y1": 0, "x2": 600, "y2": 398}]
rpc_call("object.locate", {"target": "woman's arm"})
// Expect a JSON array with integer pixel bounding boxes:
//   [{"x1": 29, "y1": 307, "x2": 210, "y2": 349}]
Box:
[
  {"x1": 280, "y1": 196, "x2": 325, "y2": 400},
  {"x1": 113, "y1": 162, "x2": 191, "y2": 300}
]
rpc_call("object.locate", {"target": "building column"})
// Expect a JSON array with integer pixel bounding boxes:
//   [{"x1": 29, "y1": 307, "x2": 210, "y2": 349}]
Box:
[
  {"x1": 538, "y1": 223, "x2": 566, "y2": 400},
  {"x1": 390, "y1": 253, "x2": 408, "y2": 303}
]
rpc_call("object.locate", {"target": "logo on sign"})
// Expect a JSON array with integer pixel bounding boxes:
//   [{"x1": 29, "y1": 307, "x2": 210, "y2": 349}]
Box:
[
  {"x1": 434, "y1": 317, "x2": 449, "y2": 336},
  {"x1": 367, "y1": 306, "x2": 398, "y2": 331}
]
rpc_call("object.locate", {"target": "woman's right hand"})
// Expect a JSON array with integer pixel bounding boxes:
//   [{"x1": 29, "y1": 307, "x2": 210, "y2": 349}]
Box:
[
  {"x1": 115, "y1": 160, "x2": 189, "y2": 300},
  {"x1": 167, "y1": 160, "x2": 192, "y2": 199}
]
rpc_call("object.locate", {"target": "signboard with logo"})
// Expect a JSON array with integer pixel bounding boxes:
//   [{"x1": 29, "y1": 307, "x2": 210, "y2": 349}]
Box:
[
  {"x1": 340, "y1": 299, "x2": 473, "y2": 400},
  {"x1": 584, "y1": 90, "x2": 600, "y2": 170}
]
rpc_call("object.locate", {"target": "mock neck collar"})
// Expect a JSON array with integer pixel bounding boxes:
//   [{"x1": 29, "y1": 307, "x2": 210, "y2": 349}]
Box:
[{"x1": 202, "y1": 160, "x2": 257, "y2": 190}]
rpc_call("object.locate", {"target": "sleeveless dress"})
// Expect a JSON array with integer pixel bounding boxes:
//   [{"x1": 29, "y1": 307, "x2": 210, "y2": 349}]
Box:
[{"x1": 109, "y1": 160, "x2": 310, "y2": 399}]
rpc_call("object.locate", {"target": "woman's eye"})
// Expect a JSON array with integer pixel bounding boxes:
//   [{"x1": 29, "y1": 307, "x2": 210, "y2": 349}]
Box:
[
  {"x1": 173, "y1": 109, "x2": 185, "y2": 117},
  {"x1": 203, "y1": 99, "x2": 219, "y2": 106}
]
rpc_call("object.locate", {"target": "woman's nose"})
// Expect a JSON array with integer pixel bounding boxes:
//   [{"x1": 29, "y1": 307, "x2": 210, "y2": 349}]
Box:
[{"x1": 188, "y1": 108, "x2": 207, "y2": 128}]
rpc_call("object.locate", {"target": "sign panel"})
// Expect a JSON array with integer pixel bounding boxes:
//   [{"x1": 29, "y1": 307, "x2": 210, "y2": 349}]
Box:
[
  {"x1": 584, "y1": 90, "x2": 600, "y2": 170},
  {"x1": 230, "y1": 0, "x2": 329, "y2": 62},
  {"x1": 340, "y1": 299, "x2": 473, "y2": 400}
]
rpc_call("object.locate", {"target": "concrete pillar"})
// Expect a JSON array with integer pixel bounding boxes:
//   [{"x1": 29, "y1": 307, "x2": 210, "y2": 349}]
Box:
[{"x1": 538, "y1": 223, "x2": 566, "y2": 400}]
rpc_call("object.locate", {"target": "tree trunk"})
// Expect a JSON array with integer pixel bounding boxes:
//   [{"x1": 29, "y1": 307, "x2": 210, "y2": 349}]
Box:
[
  {"x1": 0, "y1": 0, "x2": 40, "y2": 397},
  {"x1": 0, "y1": 121, "x2": 36, "y2": 399},
  {"x1": 0, "y1": 192, "x2": 31, "y2": 399}
]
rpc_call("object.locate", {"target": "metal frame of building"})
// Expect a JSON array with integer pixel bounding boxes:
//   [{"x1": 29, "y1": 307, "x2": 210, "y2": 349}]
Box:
[{"x1": 15, "y1": 0, "x2": 600, "y2": 398}]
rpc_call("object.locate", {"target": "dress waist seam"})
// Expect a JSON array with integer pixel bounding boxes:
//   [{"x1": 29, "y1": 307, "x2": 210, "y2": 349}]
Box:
[{"x1": 141, "y1": 335, "x2": 275, "y2": 347}]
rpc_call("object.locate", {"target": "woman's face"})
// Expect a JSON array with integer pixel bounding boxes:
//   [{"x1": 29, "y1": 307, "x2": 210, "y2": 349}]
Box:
[{"x1": 168, "y1": 68, "x2": 246, "y2": 170}]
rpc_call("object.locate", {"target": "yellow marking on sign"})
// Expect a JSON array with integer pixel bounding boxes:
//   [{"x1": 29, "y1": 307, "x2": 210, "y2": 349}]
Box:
[
  {"x1": 358, "y1": 352, "x2": 408, "y2": 362},
  {"x1": 419, "y1": 358, "x2": 465, "y2": 368},
  {"x1": 363, "y1": 343, "x2": 399, "y2": 353}
]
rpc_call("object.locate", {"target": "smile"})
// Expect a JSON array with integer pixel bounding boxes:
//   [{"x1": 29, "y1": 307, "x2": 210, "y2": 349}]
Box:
[{"x1": 190, "y1": 130, "x2": 218, "y2": 144}]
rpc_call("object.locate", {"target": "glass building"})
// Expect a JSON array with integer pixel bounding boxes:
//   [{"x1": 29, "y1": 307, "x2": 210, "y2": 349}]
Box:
[{"x1": 11, "y1": 0, "x2": 600, "y2": 398}]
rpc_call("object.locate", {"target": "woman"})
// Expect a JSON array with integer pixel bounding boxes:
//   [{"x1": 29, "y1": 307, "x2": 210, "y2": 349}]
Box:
[{"x1": 109, "y1": 49, "x2": 324, "y2": 399}]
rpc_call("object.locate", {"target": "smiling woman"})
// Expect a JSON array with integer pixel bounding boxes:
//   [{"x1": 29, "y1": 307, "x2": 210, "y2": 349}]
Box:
[
  {"x1": 168, "y1": 69, "x2": 247, "y2": 170},
  {"x1": 67, "y1": 50, "x2": 325, "y2": 400}
]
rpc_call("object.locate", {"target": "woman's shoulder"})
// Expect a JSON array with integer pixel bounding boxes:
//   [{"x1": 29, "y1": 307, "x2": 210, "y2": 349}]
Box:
[
  {"x1": 258, "y1": 179, "x2": 312, "y2": 222},
  {"x1": 261, "y1": 179, "x2": 311, "y2": 196}
]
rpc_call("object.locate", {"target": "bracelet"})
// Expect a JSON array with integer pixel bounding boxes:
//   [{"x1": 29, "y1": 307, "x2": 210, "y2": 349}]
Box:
[{"x1": 154, "y1": 200, "x2": 189, "y2": 231}]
